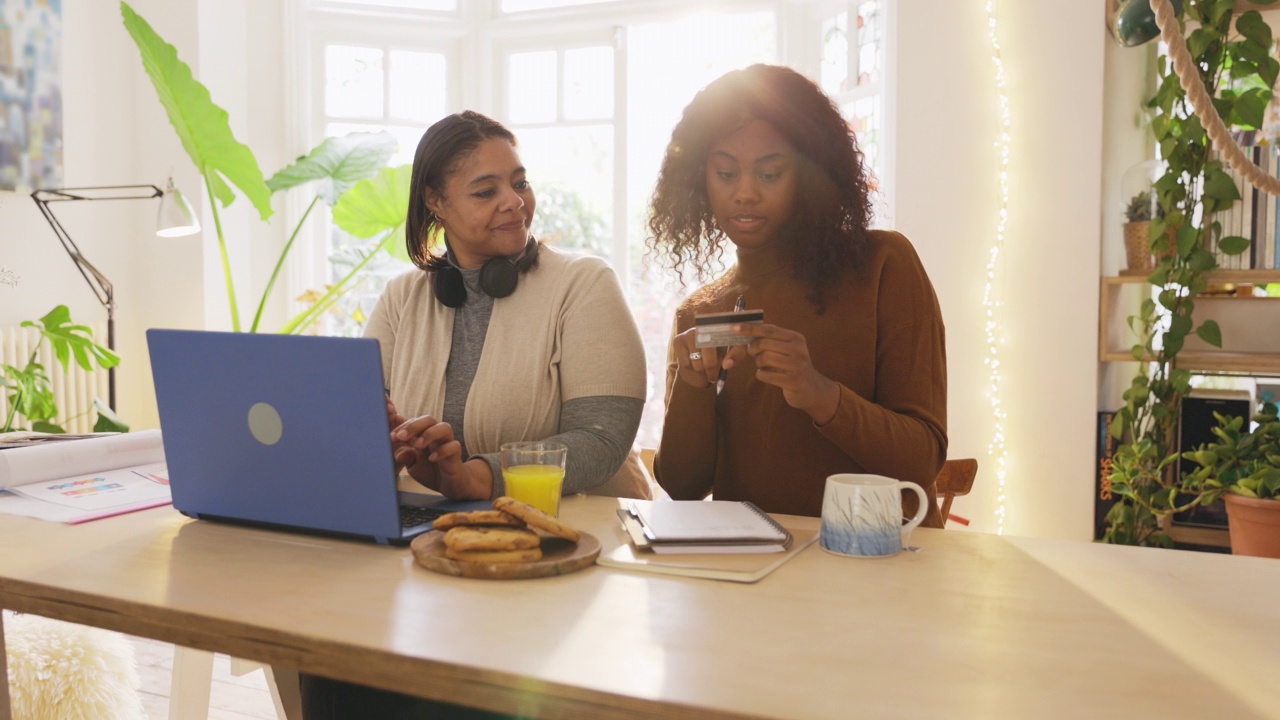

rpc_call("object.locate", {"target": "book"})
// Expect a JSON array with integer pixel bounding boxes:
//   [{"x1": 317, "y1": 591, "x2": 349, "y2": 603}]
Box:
[
  {"x1": 624, "y1": 499, "x2": 791, "y2": 553},
  {"x1": 1094, "y1": 410, "x2": 1119, "y2": 541},
  {"x1": 600, "y1": 509, "x2": 819, "y2": 583},
  {"x1": 0, "y1": 429, "x2": 171, "y2": 523}
]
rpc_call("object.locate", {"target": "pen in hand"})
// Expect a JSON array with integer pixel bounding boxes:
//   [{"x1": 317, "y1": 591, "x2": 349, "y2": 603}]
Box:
[{"x1": 716, "y1": 294, "x2": 746, "y2": 395}]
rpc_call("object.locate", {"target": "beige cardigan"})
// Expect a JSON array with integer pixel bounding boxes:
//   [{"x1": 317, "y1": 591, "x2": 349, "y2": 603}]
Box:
[{"x1": 364, "y1": 246, "x2": 651, "y2": 498}]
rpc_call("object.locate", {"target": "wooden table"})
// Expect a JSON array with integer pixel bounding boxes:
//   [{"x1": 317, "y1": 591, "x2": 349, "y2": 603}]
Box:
[{"x1": 2, "y1": 495, "x2": 1279, "y2": 719}]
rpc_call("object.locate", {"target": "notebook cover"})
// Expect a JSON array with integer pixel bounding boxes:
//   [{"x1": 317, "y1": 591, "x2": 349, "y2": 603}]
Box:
[
  {"x1": 598, "y1": 519, "x2": 818, "y2": 583},
  {"x1": 627, "y1": 499, "x2": 790, "y2": 545}
]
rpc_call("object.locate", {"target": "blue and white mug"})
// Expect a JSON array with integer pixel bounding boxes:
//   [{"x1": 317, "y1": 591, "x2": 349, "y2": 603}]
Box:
[{"x1": 820, "y1": 474, "x2": 927, "y2": 558}]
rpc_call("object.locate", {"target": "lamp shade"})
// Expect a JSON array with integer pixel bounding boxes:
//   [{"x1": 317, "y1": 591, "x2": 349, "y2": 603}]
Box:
[{"x1": 156, "y1": 178, "x2": 200, "y2": 237}]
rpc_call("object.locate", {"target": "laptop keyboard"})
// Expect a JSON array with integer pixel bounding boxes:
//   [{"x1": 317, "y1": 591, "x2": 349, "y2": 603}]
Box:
[{"x1": 399, "y1": 504, "x2": 448, "y2": 529}]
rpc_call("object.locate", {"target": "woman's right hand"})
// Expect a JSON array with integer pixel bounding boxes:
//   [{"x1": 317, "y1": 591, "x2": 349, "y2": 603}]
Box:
[{"x1": 672, "y1": 326, "x2": 724, "y2": 389}]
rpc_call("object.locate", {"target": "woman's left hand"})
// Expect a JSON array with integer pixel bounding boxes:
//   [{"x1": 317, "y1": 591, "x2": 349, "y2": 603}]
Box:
[{"x1": 723, "y1": 322, "x2": 840, "y2": 424}]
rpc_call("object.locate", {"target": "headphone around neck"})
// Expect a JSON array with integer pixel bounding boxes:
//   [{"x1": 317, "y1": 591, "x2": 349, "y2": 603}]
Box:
[{"x1": 433, "y1": 236, "x2": 539, "y2": 308}]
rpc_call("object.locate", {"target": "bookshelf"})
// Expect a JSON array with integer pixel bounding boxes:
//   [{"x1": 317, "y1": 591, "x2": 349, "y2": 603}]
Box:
[
  {"x1": 1098, "y1": 270, "x2": 1280, "y2": 374},
  {"x1": 1098, "y1": 269, "x2": 1280, "y2": 550}
]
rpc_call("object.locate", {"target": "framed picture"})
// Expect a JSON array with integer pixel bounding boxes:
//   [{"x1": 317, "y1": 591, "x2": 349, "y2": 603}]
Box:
[{"x1": 0, "y1": 0, "x2": 63, "y2": 192}]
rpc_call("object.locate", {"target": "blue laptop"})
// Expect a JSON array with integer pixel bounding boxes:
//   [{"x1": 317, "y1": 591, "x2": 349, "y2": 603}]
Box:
[{"x1": 147, "y1": 329, "x2": 488, "y2": 545}]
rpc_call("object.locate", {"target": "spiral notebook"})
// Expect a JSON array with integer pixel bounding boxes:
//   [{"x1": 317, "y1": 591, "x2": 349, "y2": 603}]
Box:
[{"x1": 623, "y1": 499, "x2": 792, "y2": 554}]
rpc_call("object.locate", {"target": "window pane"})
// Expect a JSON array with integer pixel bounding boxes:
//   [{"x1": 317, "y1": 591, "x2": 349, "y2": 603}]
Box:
[
  {"x1": 315, "y1": 0, "x2": 456, "y2": 10},
  {"x1": 563, "y1": 46, "x2": 613, "y2": 121},
  {"x1": 625, "y1": 10, "x2": 776, "y2": 448},
  {"x1": 847, "y1": 96, "x2": 881, "y2": 177},
  {"x1": 390, "y1": 51, "x2": 446, "y2": 123},
  {"x1": 326, "y1": 45, "x2": 385, "y2": 119},
  {"x1": 856, "y1": 1, "x2": 882, "y2": 86},
  {"x1": 820, "y1": 12, "x2": 849, "y2": 95},
  {"x1": 501, "y1": 0, "x2": 613, "y2": 11},
  {"x1": 516, "y1": 124, "x2": 614, "y2": 259},
  {"x1": 508, "y1": 51, "x2": 558, "y2": 124}
]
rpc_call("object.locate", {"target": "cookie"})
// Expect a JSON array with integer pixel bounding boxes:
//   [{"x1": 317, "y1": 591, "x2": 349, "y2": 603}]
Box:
[
  {"x1": 432, "y1": 509, "x2": 527, "y2": 531},
  {"x1": 442, "y1": 526, "x2": 541, "y2": 552},
  {"x1": 444, "y1": 547, "x2": 543, "y2": 564},
  {"x1": 493, "y1": 496, "x2": 581, "y2": 542}
]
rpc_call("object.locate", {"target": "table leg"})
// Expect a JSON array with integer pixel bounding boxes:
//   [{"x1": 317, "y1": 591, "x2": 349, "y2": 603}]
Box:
[
  {"x1": 169, "y1": 646, "x2": 214, "y2": 720},
  {"x1": 0, "y1": 611, "x2": 11, "y2": 720}
]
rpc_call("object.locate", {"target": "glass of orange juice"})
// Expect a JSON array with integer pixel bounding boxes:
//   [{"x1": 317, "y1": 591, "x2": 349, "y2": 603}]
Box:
[{"x1": 500, "y1": 441, "x2": 568, "y2": 516}]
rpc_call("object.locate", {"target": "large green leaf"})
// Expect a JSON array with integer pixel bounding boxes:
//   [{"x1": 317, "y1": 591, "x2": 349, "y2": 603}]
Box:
[
  {"x1": 333, "y1": 164, "x2": 413, "y2": 262},
  {"x1": 22, "y1": 305, "x2": 119, "y2": 372},
  {"x1": 1236, "y1": 11, "x2": 1272, "y2": 48},
  {"x1": 1196, "y1": 320, "x2": 1223, "y2": 348},
  {"x1": 93, "y1": 399, "x2": 131, "y2": 433},
  {"x1": 121, "y1": 2, "x2": 272, "y2": 221},
  {"x1": 266, "y1": 132, "x2": 397, "y2": 206},
  {"x1": 1203, "y1": 166, "x2": 1242, "y2": 201},
  {"x1": 1218, "y1": 235, "x2": 1251, "y2": 256}
]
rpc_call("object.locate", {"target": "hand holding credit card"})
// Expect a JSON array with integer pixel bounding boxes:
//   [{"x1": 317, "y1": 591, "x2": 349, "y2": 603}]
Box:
[{"x1": 694, "y1": 308, "x2": 764, "y2": 348}]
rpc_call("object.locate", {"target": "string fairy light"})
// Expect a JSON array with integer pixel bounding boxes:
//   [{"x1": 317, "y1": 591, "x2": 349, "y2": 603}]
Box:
[{"x1": 984, "y1": 0, "x2": 1010, "y2": 535}]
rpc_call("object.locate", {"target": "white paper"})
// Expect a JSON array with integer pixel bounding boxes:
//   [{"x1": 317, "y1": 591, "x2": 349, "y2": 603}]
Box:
[
  {"x1": 7, "y1": 462, "x2": 170, "y2": 512},
  {"x1": 0, "y1": 429, "x2": 164, "y2": 489}
]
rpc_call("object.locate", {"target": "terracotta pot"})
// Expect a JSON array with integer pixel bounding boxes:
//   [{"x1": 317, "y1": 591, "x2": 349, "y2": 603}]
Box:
[
  {"x1": 1123, "y1": 221, "x2": 1153, "y2": 271},
  {"x1": 1224, "y1": 493, "x2": 1280, "y2": 558}
]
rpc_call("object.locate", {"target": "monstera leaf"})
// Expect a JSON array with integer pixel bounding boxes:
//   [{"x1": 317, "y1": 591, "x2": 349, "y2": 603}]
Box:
[
  {"x1": 267, "y1": 132, "x2": 397, "y2": 206},
  {"x1": 24, "y1": 305, "x2": 119, "y2": 372},
  {"x1": 121, "y1": 1, "x2": 272, "y2": 220}
]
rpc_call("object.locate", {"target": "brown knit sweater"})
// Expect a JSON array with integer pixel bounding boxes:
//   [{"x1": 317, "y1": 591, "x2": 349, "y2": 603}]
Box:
[{"x1": 654, "y1": 230, "x2": 948, "y2": 526}]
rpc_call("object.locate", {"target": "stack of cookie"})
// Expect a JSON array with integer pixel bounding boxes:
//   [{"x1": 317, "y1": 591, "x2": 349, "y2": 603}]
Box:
[{"x1": 435, "y1": 496, "x2": 581, "y2": 564}]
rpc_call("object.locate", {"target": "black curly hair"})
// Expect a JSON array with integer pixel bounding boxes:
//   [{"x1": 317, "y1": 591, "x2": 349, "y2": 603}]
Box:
[{"x1": 645, "y1": 64, "x2": 875, "y2": 310}]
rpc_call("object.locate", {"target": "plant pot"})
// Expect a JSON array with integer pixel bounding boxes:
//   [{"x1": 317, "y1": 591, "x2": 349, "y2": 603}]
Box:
[
  {"x1": 1123, "y1": 221, "x2": 1153, "y2": 271},
  {"x1": 1224, "y1": 493, "x2": 1280, "y2": 558}
]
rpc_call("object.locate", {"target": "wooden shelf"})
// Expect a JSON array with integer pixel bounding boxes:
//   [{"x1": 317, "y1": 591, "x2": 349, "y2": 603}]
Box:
[
  {"x1": 1099, "y1": 271, "x2": 1280, "y2": 374},
  {"x1": 1111, "y1": 269, "x2": 1280, "y2": 283}
]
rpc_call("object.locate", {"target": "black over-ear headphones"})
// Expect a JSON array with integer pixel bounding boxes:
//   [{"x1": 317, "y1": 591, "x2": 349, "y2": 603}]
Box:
[{"x1": 433, "y1": 236, "x2": 539, "y2": 308}]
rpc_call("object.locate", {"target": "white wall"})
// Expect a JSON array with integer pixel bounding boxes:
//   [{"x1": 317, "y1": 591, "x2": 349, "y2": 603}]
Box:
[{"x1": 894, "y1": 0, "x2": 1105, "y2": 540}]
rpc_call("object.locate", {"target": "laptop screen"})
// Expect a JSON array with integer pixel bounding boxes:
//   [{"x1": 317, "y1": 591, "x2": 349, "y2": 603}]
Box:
[{"x1": 148, "y1": 329, "x2": 426, "y2": 543}]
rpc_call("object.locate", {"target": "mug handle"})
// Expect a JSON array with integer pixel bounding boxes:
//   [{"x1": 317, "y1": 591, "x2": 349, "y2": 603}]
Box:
[{"x1": 896, "y1": 481, "x2": 928, "y2": 542}]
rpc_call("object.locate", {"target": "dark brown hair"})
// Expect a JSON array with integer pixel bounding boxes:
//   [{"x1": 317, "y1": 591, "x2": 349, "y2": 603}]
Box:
[
  {"x1": 646, "y1": 64, "x2": 874, "y2": 309},
  {"x1": 405, "y1": 111, "x2": 518, "y2": 271}
]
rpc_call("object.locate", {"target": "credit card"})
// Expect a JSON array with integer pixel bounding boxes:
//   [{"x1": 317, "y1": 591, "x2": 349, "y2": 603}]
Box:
[{"x1": 694, "y1": 310, "x2": 764, "y2": 348}]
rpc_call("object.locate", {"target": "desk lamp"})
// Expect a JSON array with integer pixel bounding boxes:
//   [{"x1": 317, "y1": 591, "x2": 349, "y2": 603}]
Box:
[{"x1": 30, "y1": 179, "x2": 201, "y2": 409}]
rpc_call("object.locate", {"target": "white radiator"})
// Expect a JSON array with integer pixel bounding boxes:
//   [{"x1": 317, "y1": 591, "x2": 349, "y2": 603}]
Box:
[{"x1": 0, "y1": 323, "x2": 110, "y2": 434}]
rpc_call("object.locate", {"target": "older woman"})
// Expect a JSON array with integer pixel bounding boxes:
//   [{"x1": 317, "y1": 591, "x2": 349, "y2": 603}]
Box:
[
  {"x1": 301, "y1": 110, "x2": 648, "y2": 719},
  {"x1": 372, "y1": 110, "x2": 649, "y2": 502}
]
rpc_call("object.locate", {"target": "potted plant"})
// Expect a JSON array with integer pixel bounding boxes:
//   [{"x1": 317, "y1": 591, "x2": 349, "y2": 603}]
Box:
[
  {"x1": 1, "y1": 305, "x2": 127, "y2": 434},
  {"x1": 1180, "y1": 401, "x2": 1280, "y2": 557},
  {"x1": 1104, "y1": 1, "x2": 1277, "y2": 547},
  {"x1": 1123, "y1": 189, "x2": 1154, "y2": 271},
  {"x1": 120, "y1": 2, "x2": 411, "y2": 335}
]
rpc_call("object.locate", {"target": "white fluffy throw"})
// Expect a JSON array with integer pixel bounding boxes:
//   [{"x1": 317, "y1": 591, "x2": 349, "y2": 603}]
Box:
[{"x1": 4, "y1": 613, "x2": 145, "y2": 720}]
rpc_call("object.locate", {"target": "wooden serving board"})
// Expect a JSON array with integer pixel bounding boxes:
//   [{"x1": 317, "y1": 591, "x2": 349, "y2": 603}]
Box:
[{"x1": 410, "y1": 530, "x2": 600, "y2": 580}]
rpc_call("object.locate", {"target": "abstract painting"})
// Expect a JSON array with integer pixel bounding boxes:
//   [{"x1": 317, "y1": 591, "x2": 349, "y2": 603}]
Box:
[{"x1": 0, "y1": 0, "x2": 62, "y2": 192}]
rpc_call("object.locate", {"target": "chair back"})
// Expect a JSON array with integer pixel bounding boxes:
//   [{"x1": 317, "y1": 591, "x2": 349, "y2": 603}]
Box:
[{"x1": 935, "y1": 458, "x2": 978, "y2": 525}]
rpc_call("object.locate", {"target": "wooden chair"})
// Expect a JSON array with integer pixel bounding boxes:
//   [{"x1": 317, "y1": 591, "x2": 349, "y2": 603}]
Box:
[{"x1": 935, "y1": 458, "x2": 978, "y2": 526}]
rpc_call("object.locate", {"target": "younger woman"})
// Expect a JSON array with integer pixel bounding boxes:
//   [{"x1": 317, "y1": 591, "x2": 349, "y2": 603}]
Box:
[{"x1": 647, "y1": 64, "x2": 948, "y2": 525}]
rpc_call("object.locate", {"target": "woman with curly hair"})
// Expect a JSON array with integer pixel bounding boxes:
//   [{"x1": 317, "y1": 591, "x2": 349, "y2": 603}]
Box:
[{"x1": 648, "y1": 64, "x2": 948, "y2": 525}]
